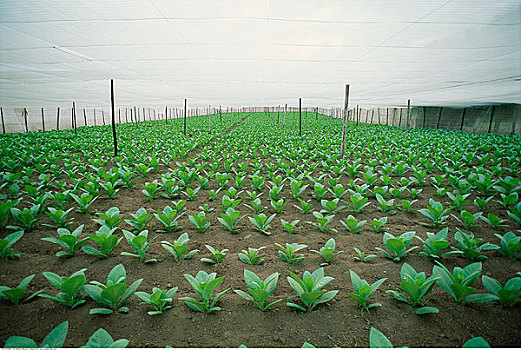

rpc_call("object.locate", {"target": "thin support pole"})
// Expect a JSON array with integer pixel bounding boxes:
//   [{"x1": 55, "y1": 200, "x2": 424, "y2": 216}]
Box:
[
  {"x1": 208, "y1": 104, "x2": 211, "y2": 128},
  {"x1": 386, "y1": 108, "x2": 389, "y2": 125},
  {"x1": 118, "y1": 109, "x2": 121, "y2": 124},
  {"x1": 125, "y1": 108, "x2": 128, "y2": 124},
  {"x1": 94, "y1": 109, "x2": 97, "y2": 125},
  {"x1": 219, "y1": 105, "x2": 222, "y2": 122},
  {"x1": 41, "y1": 107, "x2": 45, "y2": 131},
  {"x1": 24, "y1": 108, "x2": 28, "y2": 132},
  {"x1": 377, "y1": 108, "x2": 381, "y2": 124},
  {"x1": 184, "y1": 98, "x2": 187, "y2": 136},
  {"x1": 315, "y1": 107, "x2": 318, "y2": 121},
  {"x1": 299, "y1": 98, "x2": 302, "y2": 137},
  {"x1": 102, "y1": 110, "x2": 106, "y2": 126},
  {"x1": 83, "y1": 108, "x2": 87, "y2": 126},
  {"x1": 165, "y1": 106, "x2": 168, "y2": 124},
  {"x1": 398, "y1": 107, "x2": 403, "y2": 127},
  {"x1": 111, "y1": 79, "x2": 118, "y2": 157},
  {"x1": 460, "y1": 108, "x2": 466, "y2": 131},
  {"x1": 406, "y1": 99, "x2": 410, "y2": 132},
  {"x1": 340, "y1": 85, "x2": 350, "y2": 158},
  {"x1": 423, "y1": 107, "x2": 426, "y2": 128},
  {"x1": 370, "y1": 109, "x2": 375, "y2": 124},
  {"x1": 283, "y1": 103, "x2": 287, "y2": 128},
  {"x1": 436, "y1": 107, "x2": 443, "y2": 129},
  {"x1": 56, "y1": 107, "x2": 60, "y2": 130},
  {"x1": 488, "y1": 106, "x2": 496, "y2": 134},
  {"x1": 72, "y1": 102, "x2": 77, "y2": 132},
  {"x1": 0, "y1": 107, "x2": 5, "y2": 134}
]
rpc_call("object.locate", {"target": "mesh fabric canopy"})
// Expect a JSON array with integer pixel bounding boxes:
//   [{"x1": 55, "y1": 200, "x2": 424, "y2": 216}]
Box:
[{"x1": 1, "y1": 0, "x2": 520, "y2": 108}]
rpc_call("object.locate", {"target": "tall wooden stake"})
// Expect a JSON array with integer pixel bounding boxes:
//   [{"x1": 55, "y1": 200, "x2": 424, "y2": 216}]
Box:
[
  {"x1": 340, "y1": 84, "x2": 350, "y2": 159},
  {"x1": 488, "y1": 106, "x2": 496, "y2": 134},
  {"x1": 41, "y1": 107, "x2": 45, "y2": 131},
  {"x1": 93, "y1": 109, "x2": 97, "y2": 125},
  {"x1": 436, "y1": 107, "x2": 443, "y2": 129},
  {"x1": 83, "y1": 108, "x2": 87, "y2": 126},
  {"x1": 184, "y1": 98, "x2": 187, "y2": 136},
  {"x1": 56, "y1": 107, "x2": 60, "y2": 130},
  {"x1": 0, "y1": 107, "x2": 4, "y2": 134},
  {"x1": 111, "y1": 79, "x2": 118, "y2": 157},
  {"x1": 72, "y1": 102, "x2": 77, "y2": 133},
  {"x1": 406, "y1": 99, "x2": 411, "y2": 132},
  {"x1": 24, "y1": 108, "x2": 28, "y2": 133},
  {"x1": 165, "y1": 106, "x2": 168, "y2": 124},
  {"x1": 299, "y1": 98, "x2": 302, "y2": 137},
  {"x1": 283, "y1": 103, "x2": 287, "y2": 128},
  {"x1": 460, "y1": 108, "x2": 466, "y2": 131}
]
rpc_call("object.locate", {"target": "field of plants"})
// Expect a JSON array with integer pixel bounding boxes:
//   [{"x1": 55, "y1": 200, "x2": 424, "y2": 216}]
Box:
[{"x1": 0, "y1": 111, "x2": 520, "y2": 348}]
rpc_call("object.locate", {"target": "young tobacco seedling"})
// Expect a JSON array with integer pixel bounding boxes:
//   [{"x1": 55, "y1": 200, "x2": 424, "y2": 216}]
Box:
[
  {"x1": 465, "y1": 274, "x2": 521, "y2": 307},
  {"x1": 307, "y1": 211, "x2": 337, "y2": 233},
  {"x1": 493, "y1": 231, "x2": 521, "y2": 259},
  {"x1": 142, "y1": 181, "x2": 161, "y2": 200},
  {"x1": 0, "y1": 274, "x2": 43, "y2": 304},
  {"x1": 70, "y1": 192, "x2": 98, "y2": 213},
  {"x1": 0, "y1": 230, "x2": 24, "y2": 260},
  {"x1": 84, "y1": 263, "x2": 143, "y2": 314},
  {"x1": 238, "y1": 246, "x2": 265, "y2": 265},
  {"x1": 346, "y1": 193, "x2": 370, "y2": 213},
  {"x1": 121, "y1": 229, "x2": 158, "y2": 263},
  {"x1": 82, "y1": 225, "x2": 122, "y2": 259},
  {"x1": 353, "y1": 248, "x2": 376, "y2": 262},
  {"x1": 481, "y1": 213, "x2": 509, "y2": 229},
  {"x1": 83, "y1": 328, "x2": 129, "y2": 348},
  {"x1": 154, "y1": 206, "x2": 183, "y2": 233},
  {"x1": 200, "y1": 244, "x2": 228, "y2": 264},
  {"x1": 189, "y1": 211, "x2": 212, "y2": 233},
  {"x1": 184, "y1": 186, "x2": 201, "y2": 201},
  {"x1": 40, "y1": 269, "x2": 87, "y2": 309},
  {"x1": 474, "y1": 196, "x2": 493, "y2": 211},
  {"x1": 369, "y1": 327, "x2": 396, "y2": 348},
  {"x1": 294, "y1": 198, "x2": 313, "y2": 215},
  {"x1": 4, "y1": 321, "x2": 68, "y2": 348},
  {"x1": 41, "y1": 225, "x2": 89, "y2": 258},
  {"x1": 245, "y1": 197, "x2": 265, "y2": 214},
  {"x1": 249, "y1": 213, "x2": 276, "y2": 235},
  {"x1": 418, "y1": 199, "x2": 450, "y2": 227},
  {"x1": 320, "y1": 199, "x2": 345, "y2": 214},
  {"x1": 290, "y1": 179, "x2": 309, "y2": 199},
  {"x1": 452, "y1": 230, "x2": 497, "y2": 261},
  {"x1": 276, "y1": 242, "x2": 307, "y2": 264},
  {"x1": 281, "y1": 218, "x2": 300, "y2": 234},
  {"x1": 271, "y1": 199, "x2": 287, "y2": 214},
  {"x1": 368, "y1": 217, "x2": 387, "y2": 233},
  {"x1": 452, "y1": 210, "x2": 482, "y2": 230},
  {"x1": 347, "y1": 270, "x2": 387, "y2": 316},
  {"x1": 340, "y1": 215, "x2": 366, "y2": 234},
  {"x1": 386, "y1": 263, "x2": 440, "y2": 314},
  {"x1": 218, "y1": 208, "x2": 245, "y2": 234},
  {"x1": 375, "y1": 231, "x2": 418, "y2": 261},
  {"x1": 287, "y1": 267, "x2": 338, "y2": 312},
  {"x1": 0, "y1": 199, "x2": 20, "y2": 229},
  {"x1": 432, "y1": 261, "x2": 482, "y2": 304},
  {"x1": 10, "y1": 204, "x2": 42, "y2": 231},
  {"x1": 43, "y1": 207, "x2": 74, "y2": 229},
  {"x1": 375, "y1": 194, "x2": 395, "y2": 214},
  {"x1": 136, "y1": 286, "x2": 178, "y2": 315},
  {"x1": 234, "y1": 269, "x2": 282, "y2": 311},
  {"x1": 125, "y1": 207, "x2": 154, "y2": 232},
  {"x1": 400, "y1": 199, "x2": 417, "y2": 212},
  {"x1": 417, "y1": 227, "x2": 458, "y2": 260},
  {"x1": 462, "y1": 337, "x2": 491, "y2": 348},
  {"x1": 93, "y1": 207, "x2": 125, "y2": 229},
  {"x1": 310, "y1": 238, "x2": 343, "y2": 265},
  {"x1": 161, "y1": 232, "x2": 199, "y2": 261},
  {"x1": 179, "y1": 271, "x2": 230, "y2": 313},
  {"x1": 160, "y1": 178, "x2": 181, "y2": 200}
]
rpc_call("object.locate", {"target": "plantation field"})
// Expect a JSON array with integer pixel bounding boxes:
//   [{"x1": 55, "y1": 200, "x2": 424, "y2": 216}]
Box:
[{"x1": 0, "y1": 112, "x2": 520, "y2": 348}]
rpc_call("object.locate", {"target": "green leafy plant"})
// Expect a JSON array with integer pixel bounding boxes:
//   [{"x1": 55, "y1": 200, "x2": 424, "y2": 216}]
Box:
[
  {"x1": 179, "y1": 271, "x2": 230, "y2": 313},
  {"x1": 368, "y1": 217, "x2": 387, "y2": 233},
  {"x1": 121, "y1": 229, "x2": 158, "y2": 263},
  {"x1": 4, "y1": 321, "x2": 68, "y2": 348},
  {"x1": 249, "y1": 213, "x2": 276, "y2": 235},
  {"x1": 432, "y1": 261, "x2": 482, "y2": 304},
  {"x1": 42, "y1": 225, "x2": 89, "y2": 258},
  {"x1": 346, "y1": 193, "x2": 370, "y2": 213},
  {"x1": 136, "y1": 286, "x2": 178, "y2": 315},
  {"x1": 286, "y1": 267, "x2": 338, "y2": 311},
  {"x1": 0, "y1": 199, "x2": 20, "y2": 228},
  {"x1": 281, "y1": 218, "x2": 300, "y2": 234},
  {"x1": 93, "y1": 207, "x2": 125, "y2": 229},
  {"x1": 234, "y1": 269, "x2": 282, "y2": 311},
  {"x1": 386, "y1": 262, "x2": 439, "y2": 314},
  {"x1": 447, "y1": 192, "x2": 471, "y2": 210},
  {"x1": 245, "y1": 198, "x2": 265, "y2": 214},
  {"x1": 294, "y1": 198, "x2": 313, "y2": 215},
  {"x1": 220, "y1": 194, "x2": 242, "y2": 210},
  {"x1": 125, "y1": 207, "x2": 154, "y2": 232},
  {"x1": 353, "y1": 248, "x2": 376, "y2": 262},
  {"x1": 200, "y1": 244, "x2": 228, "y2": 264},
  {"x1": 142, "y1": 181, "x2": 161, "y2": 200},
  {"x1": 320, "y1": 199, "x2": 345, "y2": 214},
  {"x1": 84, "y1": 263, "x2": 143, "y2": 314},
  {"x1": 493, "y1": 231, "x2": 521, "y2": 259},
  {"x1": 100, "y1": 180, "x2": 120, "y2": 199},
  {"x1": 481, "y1": 213, "x2": 509, "y2": 229},
  {"x1": 400, "y1": 199, "x2": 417, "y2": 212},
  {"x1": 340, "y1": 214, "x2": 366, "y2": 234},
  {"x1": 40, "y1": 269, "x2": 87, "y2": 309},
  {"x1": 276, "y1": 242, "x2": 307, "y2": 264},
  {"x1": 0, "y1": 274, "x2": 43, "y2": 304},
  {"x1": 307, "y1": 211, "x2": 336, "y2": 233},
  {"x1": 271, "y1": 199, "x2": 288, "y2": 214},
  {"x1": 418, "y1": 199, "x2": 450, "y2": 227},
  {"x1": 462, "y1": 337, "x2": 491, "y2": 348},
  {"x1": 474, "y1": 196, "x2": 493, "y2": 211},
  {"x1": 452, "y1": 230, "x2": 497, "y2": 261},
  {"x1": 290, "y1": 179, "x2": 309, "y2": 199},
  {"x1": 161, "y1": 232, "x2": 199, "y2": 261},
  {"x1": 10, "y1": 204, "x2": 42, "y2": 231},
  {"x1": 238, "y1": 246, "x2": 265, "y2": 265},
  {"x1": 154, "y1": 206, "x2": 183, "y2": 233},
  {"x1": 43, "y1": 207, "x2": 74, "y2": 229},
  {"x1": 347, "y1": 270, "x2": 386, "y2": 316},
  {"x1": 375, "y1": 194, "x2": 395, "y2": 214},
  {"x1": 466, "y1": 275, "x2": 521, "y2": 307},
  {"x1": 417, "y1": 227, "x2": 458, "y2": 260},
  {"x1": 369, "y1": 327, "x2": 397, "y2": 348},
  {"x1": 218, "y1": 208, "x2": 245, "y2": 234},
  {"x1": 0, "y1": 230, "x2": 24, "y2": 260},
  {"x1": 375, "y1": 231, "x2": 418, "y2": 261},
  {"x1": 70, "y1": 192, "x2": 98, "y2": 213},
  {"x1": 188, "y1": 211, "x2": 212, "y2": 233},
  {"x1": 82, "y1": 225, "x2": 122, "y2": 259},
  {"x1": 452, "y1": 210, "x2": 482, "y2": 230},
  {"x1": 310, "y1": 238, "x2": 343, "y2": 265},
  {"x1": 83, "y1": 327, "x2": 130, "y2": 348}
]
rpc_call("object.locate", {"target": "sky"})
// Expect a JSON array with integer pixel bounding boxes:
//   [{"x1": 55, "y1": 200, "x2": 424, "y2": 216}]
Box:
[{"x1": 1, "y1": 0, "x2": 520, "y2": 109}]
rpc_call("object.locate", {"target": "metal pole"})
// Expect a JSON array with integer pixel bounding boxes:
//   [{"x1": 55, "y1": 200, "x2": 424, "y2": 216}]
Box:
[
  {"x1": 0, "y1": 107, "x2": 5, "y2": 134},
  {"x1": 299, "y1": 98, "x2": 302, "y2": 137},
  {"x1": 184, "y1": 98, "x2": 187, "y2": 136},
  {"x1": 340, "y1": 84, "x2": 349, "y2": 158},
  {"x1": 56, "y1": 107, "x2": 60, "y2": 130},
  {"x1": 41, "y1": 107, "x2": 45, "y2": 131},
  {"x1": 111, "y1": 79, "x2": 118, "y2": 157},
  {"x1": 165, "y1": 105, "x2": 168, "y2": 124},
  {"x1": 83, "y1": 108, "x2": 87, "y2": 126},
  {"x1": 406, "y1": 99, "x2": 410, "y2": 132}
]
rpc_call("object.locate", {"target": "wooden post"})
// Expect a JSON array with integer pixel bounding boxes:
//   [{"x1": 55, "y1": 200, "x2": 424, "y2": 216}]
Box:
[
  {"x1": 340, "y1": 85, "x2": 349, "y2": 158},
  {"x1": 165, "y1": 106, "x2": 168, "y2": 124},
  {"x1": 422, "y1": 107, "x2": 426, "y2": 128},
  {"x1": 315, "y1": 107, "x2": 318, "y2": 121},
  {"x1": 125, "y1": 108, "x2": 128, "y2": 124},
  {"x1": 118, "y1": 109, "x2": 121, "y2": 124},
  {"x1": 56, "y1": 107, "x2": 60, "y2": 130},
  {"x1": 436, "y1": 107, "x2": 443, "y2": 129},
  {"x1": 377, "y1": 108, "x2": 381, "y2": 124},
  {"x1": 356, "y1": 105, "x2": 359, "y2": 125},
  {"x1": 219, "y1": 105, "x2": 222, "y2": 122},
  {"x1": 184, "y1": 98, "x2": 187, "y2": 136},
  {"x1": 0, "y1": 107, "x2": 4, "y2": 134},
  {"x1": 299, "y1": 98, "x2": 302, "y2": 137},
  {"x1": 386, "y1": 108, "x2": 389, "y2": 125},
  {"x1": 488, "y1": 106, "x2": 496, "y2": 134},
  {"x1": 72, "y1": 102, "x2": 77, "y2": 132},
  {"x1": 277, "y1": 105, "x2": 280, "y2": 123},
  {"x1": 208, "y1": 104, "x2": 211, "y2": 128},
  {"x1": 93, "y1": 109, "x2": 97, "y2": 125},
  {"x1": 398, "y1": 107, "x2": 403, "y2": 127},
  {"x1": 102, "y1": 110, "x2": 106, "y2": 126},
  {"x1": 23, "y1": 108, "x2": 28, "y2": 132},
  {"x1": 41, "y1": 107, "x2": 45, "y2": 131},
  {"x1": 370, "y1": 109, "x2": 374, "y2": 124},
  {"x1": 133, "y1": 106, "x2": 137, "y2": 126},
  {"x1": 406, "y1": 99, "x2": 410, "y2": 132},
  {"x1": 283, "y1": 103, "x2": 287, "y2": 128},
  {"x1": 83, "y1": 108, "x2": 87, "y2": 126},
  {"x1": 460, "y1": 108, "x2": 466, "y2": 131},
  {"x1": 111, "y1": 79, "x2": 118, "y2": 157}
]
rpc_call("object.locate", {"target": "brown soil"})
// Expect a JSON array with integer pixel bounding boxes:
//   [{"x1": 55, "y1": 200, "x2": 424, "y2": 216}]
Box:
[{"x1": 0, "y1": 124, "x2": 520, "y2": 348}]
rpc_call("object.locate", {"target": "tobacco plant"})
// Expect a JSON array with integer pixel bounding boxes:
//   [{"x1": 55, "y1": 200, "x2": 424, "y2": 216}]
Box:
[
  {"x1": 286, "y1": 267, "x2": 338, "y2": 311},
  {"x1": 493, "y1": 231, "x2": 521, "y2": 259},
  {"x1": 179, "y1": 271, "x2": 230, "y2": 313},
  {"x1": 41, "y1": 225, "x2": 89, "y2": 258},
  {"x1": 375, "y1": 231, "x2": 418, "y2": 261},
  {"x1": 238, "y1": 246, "x2": 265, "y2": 265},
  {"x1": 121, "y1": 229, "x2": 158, "y2": 263},
  {"x1": 136, "y1": 286, "x2": 178, "y2": 315},
  {"x1": 347, "y1": 270, "x2": 386, "y2": 316},
  {"x1": 154, "y1": 206, "x2": 183, "y2": 233},
  {"x1": 310, "y1": 238, "x2": 343, "y2": 265},
  {"x1": 0, "y1": 230, "x2": 24, "y2": 260},
  {"x1": 161, "y1": 232, "x2": 199, "y2": 261},
  {"x1": 0, "y1": 274, "x2": 43, "y2": 304},
  {"x1": 40, "y1": 269, "x2": 87, "y2": 309},
  {"x1": 234, "y1": 269, "x2": 282, "y2": 311},
  {"x1": 200, "y1": 244, "x2": 228, "y2": 264},
  {"x1": 4, "y1": 321, "x2": 68, "y2": 348}
]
